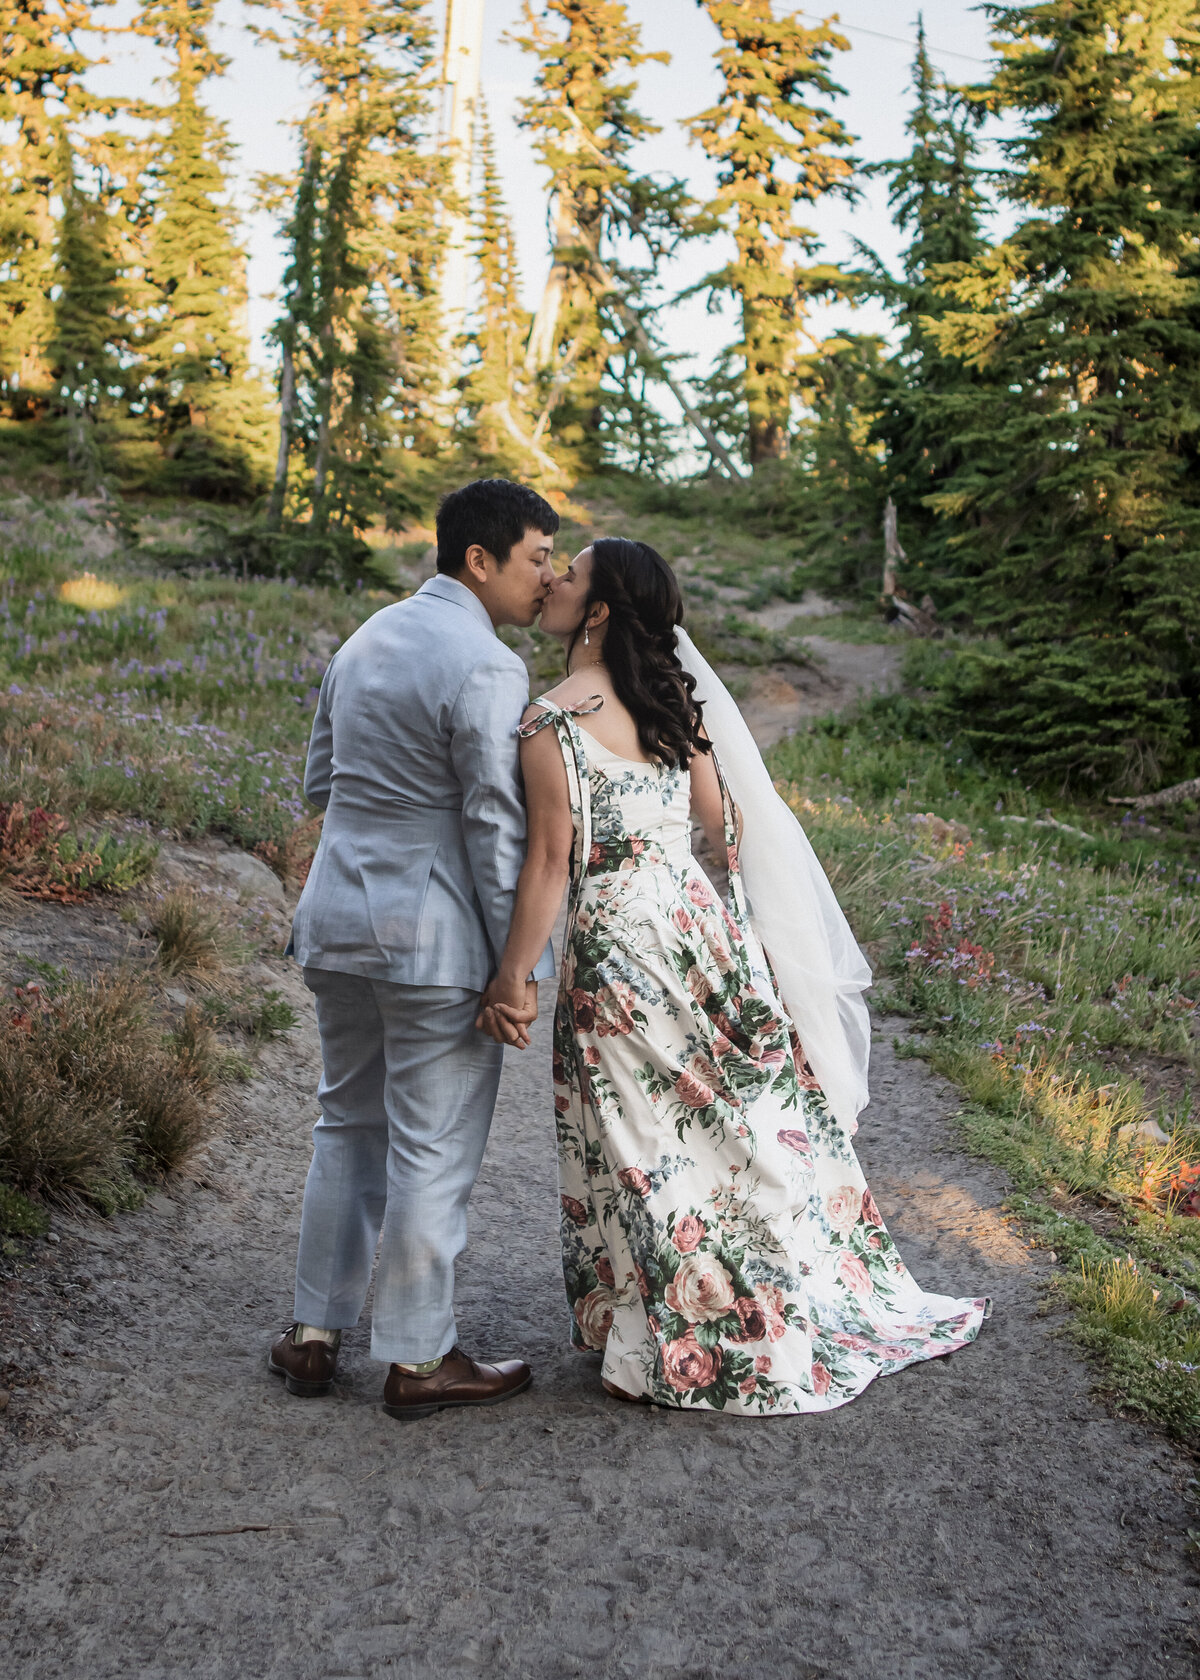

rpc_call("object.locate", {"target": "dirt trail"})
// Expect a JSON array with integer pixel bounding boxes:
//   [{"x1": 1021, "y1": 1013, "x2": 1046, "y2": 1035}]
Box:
[
  {"x1": 0, "y1": 941, "x2": 1196, "y2": 1678},
  {"x1": 733, "y1": 602, "x2": 905, "y2": 751}
]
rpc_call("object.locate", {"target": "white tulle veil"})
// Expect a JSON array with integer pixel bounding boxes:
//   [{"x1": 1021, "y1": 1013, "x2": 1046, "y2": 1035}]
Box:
[{"x1": 675, "y1": 626, "x2": 872, "y2": 1130}]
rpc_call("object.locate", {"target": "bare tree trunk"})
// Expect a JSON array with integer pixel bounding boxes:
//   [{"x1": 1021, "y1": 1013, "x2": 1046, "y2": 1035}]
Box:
[
  {"x1": 525, "y1": 188, "x2": 575, "y2": 375},
  {"x1": 437, "y1": 0, "x2": 485, "y2": 385},
  {"x1": 526, "y1": 170, "x2": 746, "y2": 477},
  {"x1": 880, "y1": 497, "x2": 938, "y2": 634},
  {"x1": 266, "y1": 344, "x2": 295, "y2": 532},
  {"x1": 491, "y1": 398, "x2": 561, "y2": 477},
  {"x1": 526, "y1": 265, "x2": 568, "y2": 373},
  {"x1": 310, "y1": 325, "x2": 334, "y2": 533},
  {"x1": 531, "y1": 335, "x2": 583, "y2": 443},
  {"x1": 882, "y1": 495, "x2": 905, "y2": 596}
]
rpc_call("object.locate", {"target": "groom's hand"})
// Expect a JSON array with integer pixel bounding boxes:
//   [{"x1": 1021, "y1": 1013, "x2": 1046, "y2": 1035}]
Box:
[{"x1": 476, "y1": 977, "x2": 538, "y2": 1047}]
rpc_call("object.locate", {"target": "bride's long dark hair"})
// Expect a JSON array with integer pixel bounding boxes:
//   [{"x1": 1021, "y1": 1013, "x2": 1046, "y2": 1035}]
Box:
[{"x1": 571, "y1": 537, "x2": 711, "y2": 770}]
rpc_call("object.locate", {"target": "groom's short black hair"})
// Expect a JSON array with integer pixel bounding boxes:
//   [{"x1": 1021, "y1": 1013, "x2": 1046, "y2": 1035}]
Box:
[{"x1": 436, "y1": 478, "x2": 559, "y2": 575}]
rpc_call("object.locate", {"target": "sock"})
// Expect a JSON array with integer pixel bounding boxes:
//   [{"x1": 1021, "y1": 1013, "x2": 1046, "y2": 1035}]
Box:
[
  {"x1": 294, "y1": 1323, "x2": 340, "y2": 1347},
  {"x1": 395, "y1": 1356, "x2": 442, "y2": 1375}
]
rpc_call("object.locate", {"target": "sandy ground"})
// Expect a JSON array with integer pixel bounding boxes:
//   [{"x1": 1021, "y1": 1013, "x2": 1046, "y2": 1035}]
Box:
[
  {"x1": 735, "y1": 600, "x2": 906, "y2": 750},
  {"x1": 1, "y1": 944, "x2": 1196, "y2": 1680}
]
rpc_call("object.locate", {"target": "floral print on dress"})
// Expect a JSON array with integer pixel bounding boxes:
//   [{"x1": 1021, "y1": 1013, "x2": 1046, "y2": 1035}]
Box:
[{"x1": 521, "y1": 698, "x2": 989, "y2": 1414}]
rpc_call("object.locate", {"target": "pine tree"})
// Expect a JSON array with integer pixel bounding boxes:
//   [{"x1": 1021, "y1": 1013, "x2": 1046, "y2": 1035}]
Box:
[
  {"x1": 925, "y1": 2, "x2": 1200, "y2": 788},
  {"x1": 254, "y1": 0, "x2": 446, "y2": 539},
  {"x1": 48, "y1": 125, "x2": 122, "y2": 488},
  {"x1": 686, "y1": 1, "x2": 856, "y2": 466},
  {"x1": 868, "y1": 22, "x2": 990, "y2": 574},
  {"x1": 135, "y1": 0, "x2": 268, "y2": 498},
  {"x1": 458, "y1": 101, "x2": 550, "y2": 475},
  {"x1": 514, "y1": 0, "x2": 709, "y2": 473},
  {"x1": 0, "y1": 0, "x2": 102, "y2": 415}
]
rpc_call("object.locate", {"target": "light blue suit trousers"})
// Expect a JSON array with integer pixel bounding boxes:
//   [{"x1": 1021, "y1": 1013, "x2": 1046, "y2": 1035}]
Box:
[{"x1": 295, "y1": 969, "x2": 503, "y2": 1364}]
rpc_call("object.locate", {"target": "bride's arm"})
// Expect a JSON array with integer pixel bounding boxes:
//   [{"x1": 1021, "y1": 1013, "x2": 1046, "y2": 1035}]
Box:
[
  {"x1": 689, "y1": 743, "x2": 736, "y2": 857},
  {"x1": 477, "y1": 714, "x2": 575, "y2": 1046}
]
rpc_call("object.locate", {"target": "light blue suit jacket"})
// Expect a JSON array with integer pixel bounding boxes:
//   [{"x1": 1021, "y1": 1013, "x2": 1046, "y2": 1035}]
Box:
[{"x1": 291, "y1": 574, "x2": 554, "y2": 990}]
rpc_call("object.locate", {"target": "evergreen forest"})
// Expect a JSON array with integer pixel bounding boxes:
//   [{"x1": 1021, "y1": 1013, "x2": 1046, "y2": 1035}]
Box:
[{"x1": 2, "y1": 0, "x2": 1199, "y2": 790}]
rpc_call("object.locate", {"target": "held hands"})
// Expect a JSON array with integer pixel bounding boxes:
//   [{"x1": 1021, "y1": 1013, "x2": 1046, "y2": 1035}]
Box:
[{"x1": 475, "y1": 974, "x2": 538, "y2": 1048}]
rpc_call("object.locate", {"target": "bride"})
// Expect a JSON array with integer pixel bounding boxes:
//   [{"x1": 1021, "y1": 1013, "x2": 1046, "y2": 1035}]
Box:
[{"x1": 479, "y1": 537, "x2": 988, "y2": 1414}]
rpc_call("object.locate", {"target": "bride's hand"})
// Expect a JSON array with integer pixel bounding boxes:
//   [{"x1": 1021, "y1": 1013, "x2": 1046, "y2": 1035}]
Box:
[
  {"x1": 476, "y1": 978, "x2": 538, "y2": 1047},
  {"x1": 477, "y1": 1002, "x2": 530, "y2": 1047}
]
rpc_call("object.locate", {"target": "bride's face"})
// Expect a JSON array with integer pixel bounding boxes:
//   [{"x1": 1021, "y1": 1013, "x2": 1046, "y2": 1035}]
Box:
[{"x1": 539, "y1": 546, "x2": 593, "y2": 639}]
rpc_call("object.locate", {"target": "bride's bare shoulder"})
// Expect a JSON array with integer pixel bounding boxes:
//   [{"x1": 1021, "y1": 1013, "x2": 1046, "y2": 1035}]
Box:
[{"x1": 538, "y1": 672, "x2": 608, "y2": 709}]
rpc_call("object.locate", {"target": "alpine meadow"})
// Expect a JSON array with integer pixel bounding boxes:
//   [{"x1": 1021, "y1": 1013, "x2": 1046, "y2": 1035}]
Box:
[{"x1": 2, "y1": 0, "x2": 1200, "y2": 1626}]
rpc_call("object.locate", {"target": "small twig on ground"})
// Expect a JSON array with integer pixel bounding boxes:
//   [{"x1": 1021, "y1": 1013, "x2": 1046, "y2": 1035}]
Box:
[{"x1": 165, "y1": 1524, "x2": 272, "y2": 1538}]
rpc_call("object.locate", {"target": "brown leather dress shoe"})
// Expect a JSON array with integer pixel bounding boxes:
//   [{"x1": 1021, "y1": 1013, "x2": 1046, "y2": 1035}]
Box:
[
  {"x1": 382, "y1": 1347, "x2": 532, "y2": 1421},
  {"x1": 268, "y1": 1324, "x2": 337, "y2": 1397}
]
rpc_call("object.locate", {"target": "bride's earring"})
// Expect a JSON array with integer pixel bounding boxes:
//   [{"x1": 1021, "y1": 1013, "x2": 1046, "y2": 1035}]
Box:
[{"x1": 584, "y1": 623, "x2": 591, "y2": 647}]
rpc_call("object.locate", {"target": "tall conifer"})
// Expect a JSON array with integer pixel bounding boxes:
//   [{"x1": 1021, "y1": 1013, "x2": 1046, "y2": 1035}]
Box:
[
  {"x1": 514, "y1": 0, "x2": 695, "y2": 472},
  {"x1": 459, "y1": 102, "x2": 549, "y2": 474},
  {"x1": 48, "y1": 125, "x2": 122, "y2": 487},
  {"x1": 136, "y1": 0, "x2": 267, "y2": 497},
  {"x1": 254, "y1": 0, "x2": 446, "y2": 536},
  {"x1": 926, "y1": 2, "x2": 1200, "y2": 787},
  {"x1": 868, "y1": 23, "x2": 990, "y2": 574},
  {"x1": 0, "y1": 0, "x2": 102, "y2": 414},
  {"x1": 686, "y1": 1, "x2": 856, "y2": 466}
]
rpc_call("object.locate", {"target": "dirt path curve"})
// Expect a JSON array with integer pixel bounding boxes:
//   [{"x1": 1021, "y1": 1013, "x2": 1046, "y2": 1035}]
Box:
[{"x1": 1, "y1": 949, "x2": 1195, "y2": 1680}]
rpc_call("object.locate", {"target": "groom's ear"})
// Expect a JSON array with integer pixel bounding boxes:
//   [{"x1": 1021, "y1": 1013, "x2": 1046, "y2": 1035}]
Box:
[{"x1": 462, "y1": 543, "x2": 496, "y2": 583}]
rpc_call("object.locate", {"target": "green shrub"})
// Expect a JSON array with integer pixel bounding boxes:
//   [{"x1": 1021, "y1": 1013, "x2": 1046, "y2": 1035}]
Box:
[
  {"x1": 913, "y1": 636, "x2": 1193, "y2": 795},
  {"x1": 0, "y1": 1180, "x2": 50, "y2": 1239},
  {"x1": 142, "y1": 509, "x2": 384, "y2": 588},
  {"x1": 0, "y1": 801, "x2": 156, "y2": 902}
]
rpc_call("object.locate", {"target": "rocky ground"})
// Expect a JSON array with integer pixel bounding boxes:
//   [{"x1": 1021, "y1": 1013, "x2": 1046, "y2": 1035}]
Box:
[{"x1": 0, "y1": 939, "x2": 1196, "y2": 1679}]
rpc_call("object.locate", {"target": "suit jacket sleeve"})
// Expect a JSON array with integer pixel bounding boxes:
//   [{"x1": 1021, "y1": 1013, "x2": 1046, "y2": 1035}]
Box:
[
  {"x1": 450, "y1": 655, "x2": 556, "y2": 982},
  {"x1": 303, "y1": 656, "x2": 336, "y2": 812}
]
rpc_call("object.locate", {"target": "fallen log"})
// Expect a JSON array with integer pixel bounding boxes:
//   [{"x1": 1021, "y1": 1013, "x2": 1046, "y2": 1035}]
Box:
[{"x1": 1107, "y1": 776, "x2": 1200, "y2": 810}]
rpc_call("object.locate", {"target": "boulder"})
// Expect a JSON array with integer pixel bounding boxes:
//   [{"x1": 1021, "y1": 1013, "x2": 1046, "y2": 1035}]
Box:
[
  {"x1": 219, "y1": 850, "x2": 286, "y2": 904},
  {"x1": 1117, "y1": 1118, "x2": 1171, "y2": 1148}
]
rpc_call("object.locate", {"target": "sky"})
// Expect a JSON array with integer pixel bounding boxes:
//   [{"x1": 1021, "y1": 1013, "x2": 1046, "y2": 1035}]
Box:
[{"x1": 91, "y1": 1, "x2": 1001, "y2": 388}]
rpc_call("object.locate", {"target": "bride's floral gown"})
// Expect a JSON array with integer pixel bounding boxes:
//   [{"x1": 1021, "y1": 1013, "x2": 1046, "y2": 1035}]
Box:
[{"x1": 520, "y1": 697, "x2": 989, "y2": 1416}]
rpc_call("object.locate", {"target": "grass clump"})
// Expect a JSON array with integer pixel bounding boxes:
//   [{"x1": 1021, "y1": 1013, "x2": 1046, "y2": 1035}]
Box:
[
  {"x1": 170, "y1": 1001, "x2": 252, "y2": 1085},
  {"x1": 148, "y1": 887, "x2": 240, "y2": 976},
  {"x1": 202, "y1": 985, "x2": 298, "y2": 1042},
  {"x1": 1064, "y1": 1256, "x2": 1200, "y2": 1440},
  {"x1": 0, "y1": 969, "x2": 216, "y2": 1212}
]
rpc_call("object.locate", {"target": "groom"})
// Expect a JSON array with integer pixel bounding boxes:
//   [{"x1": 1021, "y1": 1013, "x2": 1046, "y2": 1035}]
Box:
[{"x1": 270, "y1": 478, "x2": 560, "y2": 1420}]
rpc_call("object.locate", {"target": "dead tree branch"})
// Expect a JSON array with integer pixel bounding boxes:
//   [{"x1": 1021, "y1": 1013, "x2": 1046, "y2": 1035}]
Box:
[{"x1": 1107, "y1": 777, "x2": 1200, "y2": 810}]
